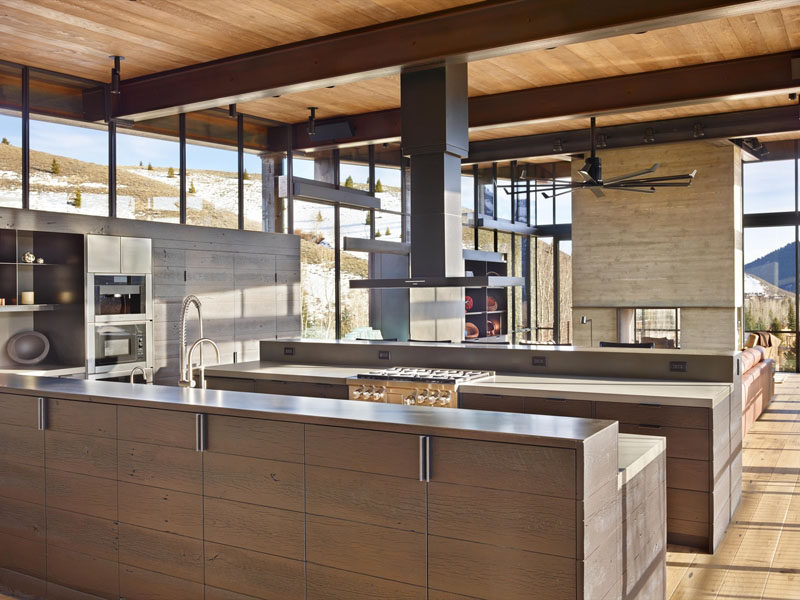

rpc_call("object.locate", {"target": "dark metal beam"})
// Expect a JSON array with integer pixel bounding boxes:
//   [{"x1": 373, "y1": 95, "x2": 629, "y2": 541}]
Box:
[
  {"x1": 267, "y1": 51, "x2": 800, "y2": 152},
  {"x1": 110, "y1": 0, "x2": 794, "y2": 121},
  {"x1": 466, "y1": 104, "x2": 800, "y2": 163}
]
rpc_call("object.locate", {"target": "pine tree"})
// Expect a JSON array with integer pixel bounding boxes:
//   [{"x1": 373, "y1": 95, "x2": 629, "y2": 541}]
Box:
[
  {"x1": 375, "y1": 179, "x2": 384, "y2": 192},
  {"x1": 787, "y1": 302, "x2": 796, "y2": 331},
  {"x1": 344, "y1": 175, "x2": 354, "y2": 188},
  {"x1": 167, "y1": 167, "x2": 175, "y2": 178},
  {"x1": 147, "y1": 162, "x2": 154, "y2": 171},
  {"x1": 51, "y1": 158, "x2": 60, "y2": 175},
  {"x1": 189, "y1": 181, "x2": 197, "y2": 194},
  {"x1": 375, "y1": 230, "x2": 382, "y2": 238},
  {"x1": 139, "y1": 160, "x2": 143, "y2": 167},
  {"x1": 243, "y1": 169, "x2": 250, "y2": 180},
  {"x1": 1, "y1": 137, "x2": 9, "y2": 145},
  {"x1": 364, "y1": 212, "x2": 371, "y2": 226},
  {"x1": 770, "y1": 316, "x2": 782, "y2": 332},
  {"x1": 70, "y1": 187, "x2": 82, "y2": 208},
  {"x1": 385, "y1": 227, "x2": 391, "y2": 237}
]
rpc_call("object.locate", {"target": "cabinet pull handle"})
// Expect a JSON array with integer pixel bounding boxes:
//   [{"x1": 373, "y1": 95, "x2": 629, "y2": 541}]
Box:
[
  {"x1": 546, "y1": 398, "x2": 567, "y2": 403},
  {"x1": 195, "y1": 414, "x2": 207, "y2": 451},
  {"x1": 37, "y1": 397, "x2": 46, "y2": 430},
  {"x1": 639, "y1": 403, "x2": 662, "y2": 408},
  {"x1": 483, "y1": 394, "x2": 503, "y2": 399},
  {"x1": 637, "y1": 423, "x2": 662, "y2": 429},
  {"x1": 419, "y1": 435, "x2": 431, "y2": 482}
]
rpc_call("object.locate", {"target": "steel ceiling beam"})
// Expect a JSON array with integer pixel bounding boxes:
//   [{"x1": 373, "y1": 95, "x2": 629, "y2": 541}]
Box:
[
  {"x1": 267, "y1": 51, "x2": 800, "y2": 152},
  {"x1": 107, "y1": 0, "x2": 796, "y2": 121},
  {"x1": 465, "y1": 104, "x2": 800, "y2": 163}
]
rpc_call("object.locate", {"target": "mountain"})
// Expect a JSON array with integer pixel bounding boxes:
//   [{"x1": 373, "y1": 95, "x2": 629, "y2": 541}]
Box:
[{"x1": 745, "y1": 242, "x2": 796, "y2": 293}]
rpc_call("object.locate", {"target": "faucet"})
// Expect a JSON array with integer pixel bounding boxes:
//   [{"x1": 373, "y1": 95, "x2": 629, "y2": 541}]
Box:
[
  {"x1": 179, "y1": 295, "x2": 205, "y2": 388},
  {"x1": 130, "y1": 366, "x2": 146, "y2": 384},
  {"x1": 185, "y1": 338, "x2": 220, "y2": 389}
]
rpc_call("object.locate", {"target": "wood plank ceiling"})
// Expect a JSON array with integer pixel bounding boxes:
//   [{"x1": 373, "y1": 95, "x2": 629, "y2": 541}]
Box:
[{"x1": 1, "y1": 1, "x2": 799, "y2": 142}]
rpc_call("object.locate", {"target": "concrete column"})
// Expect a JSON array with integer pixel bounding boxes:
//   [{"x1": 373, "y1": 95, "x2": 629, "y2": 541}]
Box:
[{"x1": 259, "y1": 152, "x2": 283, "y2": 233}]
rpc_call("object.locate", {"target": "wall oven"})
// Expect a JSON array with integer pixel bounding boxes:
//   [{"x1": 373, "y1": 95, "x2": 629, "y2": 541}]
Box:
[
  {"x1": 87, "y1": 321, "x2": 152, "y2": 375},
  {"x1": 87, "y1": 274, "x2": 153, "y2": 322}
]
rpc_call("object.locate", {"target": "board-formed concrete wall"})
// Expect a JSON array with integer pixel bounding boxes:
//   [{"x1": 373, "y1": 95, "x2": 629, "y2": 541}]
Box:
[
  {"x1": 571, "y1": 141, "x2": 742, "y2": 350},
  {"x1": 0, "y1": 208, "x2": 300, "y2": 384}
]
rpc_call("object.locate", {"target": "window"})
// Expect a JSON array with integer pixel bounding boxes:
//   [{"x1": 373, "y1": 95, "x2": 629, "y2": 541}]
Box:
[
  {"x1": 744, "y1": 225, "x2": 796, "y2": 371},
  {"x1": 533, "y1": 236, "x2": 555, "y2": 342},
  {"x1": 29, "y1": 118, "x2": 108, "y2": 216},
  {"x1": 242, "y1": 151, "x2": 263, "y2": 231},
  {"x1": 185, "y1": 141, "x2": 238, "y2": 228},
  {"x1": 558, "y1": 240, "x2": 573, "y2": 343},
  {"x1": 744, "y1": 159, "x2": 795, "y2": 214},
  {"x1": 340, "y1": 206, "x2": 371, "y2": 338},
  {"x1": 116, "y1": 122, "x2": 180, "y2": 223},
  {"x1": 0, "y1": 63, "x2": 22, "y2": 209},
  {"x1": 635, "y1": 308, "x2": 680, "y2": 348},
  {"x1": 297, "y1": 200, "x2": 336, "y2": 339}
]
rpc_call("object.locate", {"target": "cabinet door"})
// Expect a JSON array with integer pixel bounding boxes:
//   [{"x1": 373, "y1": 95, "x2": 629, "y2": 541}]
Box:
[
  {"x1": 86, "y1": 234, "x2": 120, "y2": 273},
  {"x1": 304, "y1": 425, "x2": 427, "y2": 600},
  {"x1": 524, "y1": 397, "x2": 593, "y2": 418},
  {"x1": 204, "y1": 414, "x2": 305, "y2": 600},
  {"x1": 44, "y1": 397, "x2": 119, "y2": 600},
  {"x1": 459, "y1": 392, "x2": 524, "y2": 413},
  {"x1": 206, "y1": 376, "x2": 255, "y2": 393},
  {"x1": 120, "y1": 236, "x2": 152, "y2": 273},
  {"x1": 255, "y1": 379, "x2": 348, "y2": 399},
  {"x1": 117, "y1": 405, "x2": 204, "y2": 600},
  {"x1": 428, "y1": 436, "x2": 578, "y2": 600},
  {"x1": 0, "y1": 393, "x2": 45, "y2": 597}
]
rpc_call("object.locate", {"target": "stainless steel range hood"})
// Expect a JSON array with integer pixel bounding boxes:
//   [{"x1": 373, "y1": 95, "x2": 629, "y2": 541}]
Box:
[{"x1": 349, "y1": 275, "x2": 524, "y2": 289}]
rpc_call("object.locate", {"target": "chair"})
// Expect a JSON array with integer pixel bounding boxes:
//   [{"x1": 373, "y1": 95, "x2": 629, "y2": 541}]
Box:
[
  {"x1": 598, "y1": 341, "x2": 655, "y2": 349},
  {"x1": 408, "y1": 339, "x2": 452, "y2": 343}
]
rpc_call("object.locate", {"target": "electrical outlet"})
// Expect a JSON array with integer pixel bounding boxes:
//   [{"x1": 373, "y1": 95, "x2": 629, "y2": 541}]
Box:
[
  {"x1": 531, "y1": 356, "x2": 547, "y2": 367},
  {"x1": 378, "y1": 351, "x2": 391, "y2": 360},
  {"x1": 284, "y1": 347, "x2": 295, "y2": 356},
  {"x1": 669, "y1": 361, "x2": 688, "y2": 373}
]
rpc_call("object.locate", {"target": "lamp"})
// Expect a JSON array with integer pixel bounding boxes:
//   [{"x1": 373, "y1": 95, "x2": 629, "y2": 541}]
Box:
[{"x1": 580, "y1": 315, "x2": 593, "y2": 347}]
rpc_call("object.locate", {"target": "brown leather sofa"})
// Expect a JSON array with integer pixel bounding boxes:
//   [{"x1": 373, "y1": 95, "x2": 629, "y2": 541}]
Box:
[{"x1": 741, "y1": 346, "x2": 775, "y2": 438}]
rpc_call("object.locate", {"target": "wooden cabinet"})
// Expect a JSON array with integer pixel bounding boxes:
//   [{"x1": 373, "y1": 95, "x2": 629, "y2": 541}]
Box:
[
  {"x1": 206, "y1": 375, "x2": 349, "y2": 399},
  {"x1": 459, "y1": 391, "x2": 591, "y2": 418},
  {"x1": 117, "y1": 404, "x2": 204, "y2": 599},
  {"x1": 305, "y1": 425, "x2": 427, "y2": 598},
  {"x1": 0, "y1": 392, "x2": 45, "y2": 598},
  {"x1": 203, "y1": 413, "x2": 305, "y2": 600}
]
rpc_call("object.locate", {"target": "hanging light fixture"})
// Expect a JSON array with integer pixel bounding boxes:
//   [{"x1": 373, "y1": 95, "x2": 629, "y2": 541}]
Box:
[
  {"x1": 109, "y1": 55, "x2": 124, "y2": 95},
  {"x1": 307, "y1": 106, "x2": 319, "y2": 137}
]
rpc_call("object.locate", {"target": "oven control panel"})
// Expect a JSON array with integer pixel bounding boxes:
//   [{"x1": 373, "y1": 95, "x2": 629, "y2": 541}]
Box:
[{"x1": 347, "y1": 382, "x2": 457, "y2": 408}]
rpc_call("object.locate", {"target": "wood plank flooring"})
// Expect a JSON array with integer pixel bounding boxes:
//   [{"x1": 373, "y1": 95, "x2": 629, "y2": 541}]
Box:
[
  {"x1": 667, "y1": 374, "x2": 800, "y2": 600},
  {"x1": 1, "y1": 375, "x2": 798, "y2": 600}
]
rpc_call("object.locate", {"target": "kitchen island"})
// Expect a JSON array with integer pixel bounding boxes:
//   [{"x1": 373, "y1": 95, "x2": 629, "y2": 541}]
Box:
[{"x1": 0, "y1": 373, "x2": 664, "y2": 600}]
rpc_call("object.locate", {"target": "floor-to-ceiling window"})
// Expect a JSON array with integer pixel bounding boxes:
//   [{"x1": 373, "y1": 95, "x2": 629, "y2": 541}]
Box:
[
  {"x1": 0, "y1": 63, "x2": 22, "y2": 209},
  {"x1": 743, "y1": 145, "x2": 799, "y2": 371}
]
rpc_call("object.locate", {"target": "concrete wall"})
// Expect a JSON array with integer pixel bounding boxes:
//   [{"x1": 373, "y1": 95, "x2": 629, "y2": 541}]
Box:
[
  {"x1": 571, "y1": 141, "x2": 742, "y2": 350},
  {"x1": 0, "y1": 208, "x2": 300, "y2": 384}
]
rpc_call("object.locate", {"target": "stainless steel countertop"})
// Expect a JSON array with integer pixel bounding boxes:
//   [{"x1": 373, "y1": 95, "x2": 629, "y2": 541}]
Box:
[
  {"x1": 206, "y1": 361, "x2": 733, "y2": 408},
  {"x1": 0, "y1": 374, "x2": 614, "y2": 448}
]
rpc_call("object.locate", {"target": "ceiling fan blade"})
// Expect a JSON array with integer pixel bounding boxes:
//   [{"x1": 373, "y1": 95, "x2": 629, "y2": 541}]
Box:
[
  {"x1": 591, "y1": 187, "x2": 605, "y2": 198},
  {"x1": 615, "y1": 173, "x2": 696, "y2": 184},
  {"x1": 541, "y1": 188, "x2": 575, "y2": 199},
  {"x1": 604, "y1": 186, "x2": 656, "y2": 194},
  {"x1": 578, "y1": 169, "x2": 598, "y2": 185},
  {"x1": 602, "y1": 163, "x2": 659, "y2": 185}
]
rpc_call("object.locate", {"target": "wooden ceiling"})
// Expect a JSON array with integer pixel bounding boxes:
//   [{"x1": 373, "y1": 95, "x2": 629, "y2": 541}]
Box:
[
  {"x1": 232, "y1": 4, "x2": 800, "y2": 138},
  {"x1": 2, "y1": 1, "x2": 800, "y2": 142},
  {"x1": 0, "y1": 0, "x2": 480, "y2": 80}
]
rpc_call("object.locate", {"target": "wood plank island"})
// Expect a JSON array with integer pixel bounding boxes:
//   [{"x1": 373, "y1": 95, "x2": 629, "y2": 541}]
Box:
[{"x1": 0, "y1": 373, "x2": 665, "y2": 600}]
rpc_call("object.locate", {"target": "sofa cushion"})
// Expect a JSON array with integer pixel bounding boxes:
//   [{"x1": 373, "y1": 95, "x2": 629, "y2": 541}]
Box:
[{"x1": 741, "y1": 348, "x2": 762, "y2": 373}]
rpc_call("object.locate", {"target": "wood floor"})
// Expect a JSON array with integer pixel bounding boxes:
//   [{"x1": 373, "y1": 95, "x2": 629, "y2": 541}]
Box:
[
  {"x1": 667, "y1": 374, "x2": 800, "y2": 600},
  {"x1": 1, "y1": 375, "x2": 798, "y2": 600}
]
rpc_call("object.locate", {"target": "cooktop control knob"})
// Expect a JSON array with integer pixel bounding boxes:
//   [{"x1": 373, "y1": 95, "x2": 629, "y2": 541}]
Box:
[
  {"x1": 404, "y1": 392, "x2": 417, "y2": 405},
  {"x1": 352, "y1": 385, "x2": 364, "y2": 399}
]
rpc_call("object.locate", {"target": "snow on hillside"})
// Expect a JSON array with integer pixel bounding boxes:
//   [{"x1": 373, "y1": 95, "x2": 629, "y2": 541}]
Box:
[{"x1": 745, "y1": 273, "x2": 793, "y2": 298}]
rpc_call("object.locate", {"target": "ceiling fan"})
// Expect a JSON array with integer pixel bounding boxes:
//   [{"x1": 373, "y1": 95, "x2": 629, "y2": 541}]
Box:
[{"x1": 538, "y1": 117, "x2": 697, "y2": 199}]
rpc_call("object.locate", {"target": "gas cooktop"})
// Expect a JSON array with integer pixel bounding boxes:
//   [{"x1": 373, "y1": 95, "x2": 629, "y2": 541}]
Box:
[{"x1": 354, "y1": 367, "x2": 494, "y2": 385}]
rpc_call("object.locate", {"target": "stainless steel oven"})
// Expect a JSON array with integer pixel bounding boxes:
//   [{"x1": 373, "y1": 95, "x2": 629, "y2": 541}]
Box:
[
  {"x1": 87, "y1": 274, "x2": 153, "y2": 322},
  {"x1": 87, "y1": 321, "x2": 152, "y2": 375}
]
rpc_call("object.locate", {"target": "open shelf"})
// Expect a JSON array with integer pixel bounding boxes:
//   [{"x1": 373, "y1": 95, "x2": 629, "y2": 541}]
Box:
[
  {"x1": 464, "y1": 249, "x2": 513, "y2": 341},
  {"x1": 0, "y1": 304, "x2": 59, "y2": 312}
]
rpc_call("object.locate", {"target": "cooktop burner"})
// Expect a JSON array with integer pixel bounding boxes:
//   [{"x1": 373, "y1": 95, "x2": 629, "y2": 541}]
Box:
[{"x1": 355, "y1": 367, "x2": 494, "y2": 384}]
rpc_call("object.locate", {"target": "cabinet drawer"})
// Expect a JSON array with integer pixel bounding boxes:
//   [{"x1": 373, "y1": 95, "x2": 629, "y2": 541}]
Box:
[
  {"x1": 305, "y1": 425, "x2": 420, "y2": 479},
  {"x1": 255, "y1": 379, "x2": 348, "y2": 399},
  {"x1": 595, "y1": 401, "x2": 709, "y2": 429},
  {"x1": 206, "y1": 376, "x2": 255, "y2": 393},
  {"x1": 118, "y1": 405, "x2": 197, "y2": 449},
  {"x1": 47, "y1": 398, "x2": 116, "y2": 438},
  {"x1": 121, "y1": 565, "x2": 203, "y2": 600},
  {"x1": 45, "y1": 430, "x2": 117, "y2": 479},
  {"x1": 459, "y1": 392, "x2": 523, "y2": 413},
  {"x1": 431, "y1": 437, "x2": 576, "y2": 498},
  {"x1": 0, "y1": 424, "x2": 42, "y2": 466},
  {"x1": 524, "y1": 397, "x2": 592, "y2": 418},
  {"x1": 118, "y1": 440, "x2": 202, "y2": 494},
  {"x1": 0, "y1": 393, "x2": 37, "y2": 428},
  {"x1": 618, "y1": 423, "x2": 709, "y2": 461},
  {"x1": 207, "y1": 415, "x2": 303, "y2": 463}
]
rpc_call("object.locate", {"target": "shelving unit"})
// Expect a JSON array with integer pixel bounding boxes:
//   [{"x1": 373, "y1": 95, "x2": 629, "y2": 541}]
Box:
[
  {"x1": 0, "y1": 229, "x2": 84, "y2": 369},
  {"x1": 464, "y1": 249, "x2": 515, "y2": 342}
]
